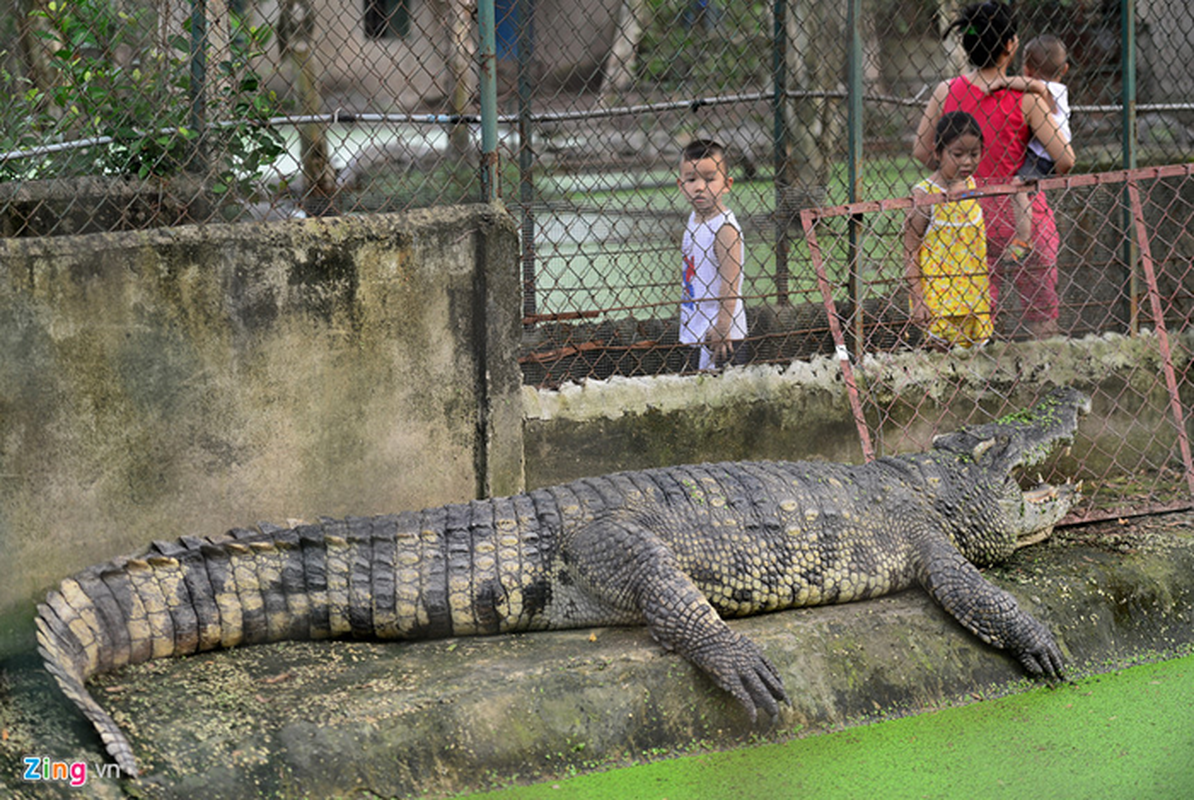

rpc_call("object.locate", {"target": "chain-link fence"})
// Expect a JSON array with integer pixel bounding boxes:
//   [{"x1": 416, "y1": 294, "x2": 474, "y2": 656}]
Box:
[
  {"x1": 802, "y1": 165, "x2": 1194, "y2": 520},
  {"x1": 3, "y1": 1, "x2": 1193, "y2": 514}
]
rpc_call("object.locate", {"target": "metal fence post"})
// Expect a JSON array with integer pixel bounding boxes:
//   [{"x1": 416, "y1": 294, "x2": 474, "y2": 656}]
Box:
[
  {"x1": 1121, "y1": 0, "x2": 1139, "y2": 334},
  {"x1": 189, "y1": 0, "x2": 208, "y2": 174},
  {"x1": 847, "y1": 0, "x2": 864, "y2": 358},
  {"x1": 518, "y1": 0, "x2": 537, "y2": 324},
  {"x1": 772, "y1": 0, "x2": 790, "y2": 306},
  {"x1": 479, "y1": 0, "x2": 500, "y2": 204}
]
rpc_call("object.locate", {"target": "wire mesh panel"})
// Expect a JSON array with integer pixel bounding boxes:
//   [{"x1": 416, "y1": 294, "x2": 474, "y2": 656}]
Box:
[
  {"x1": 4, "y1": 4, "x2": 1194, "y2": 234},
  {"x1": 512, "y1": 1, "x2": 788, "y2": 385},
  {"x1": 508, "y1": 0, "x2": 1194, "y2": 386},
  {"x1": 801, "y1": 166, "x2": 1194, "y2": 520},
  {"x1": 0, "y1": 0, "x2": 502, "y2": 229}
]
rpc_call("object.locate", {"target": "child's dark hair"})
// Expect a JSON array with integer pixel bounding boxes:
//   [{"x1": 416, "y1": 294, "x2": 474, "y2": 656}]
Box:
[
  {"x1": 1024, "y1": 34, "x2": 1068, "y2": 80},
  {"x1": 935, "y1": 111, "x2": 984, "y2": 152},
  {"x1": 682, "y1": 139, "x2": 726, "y2": 162},
  {"x1": 943, "y1": 2, "x2": 1017, "y2": 69}
]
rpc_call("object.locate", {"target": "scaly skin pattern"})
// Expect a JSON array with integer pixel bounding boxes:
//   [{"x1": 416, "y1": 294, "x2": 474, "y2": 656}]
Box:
[{"x1": 36, "y1": 387, "x2": 1090, "y2": 777}]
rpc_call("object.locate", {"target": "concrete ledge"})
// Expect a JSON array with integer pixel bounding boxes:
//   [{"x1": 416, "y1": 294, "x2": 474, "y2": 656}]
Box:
[
  {"x1": 522, "y1": 332, "x2": 1193, "y2": 490},
  {"x1": 2, "y1": 512, "x2": 1191, "y2": 799}
]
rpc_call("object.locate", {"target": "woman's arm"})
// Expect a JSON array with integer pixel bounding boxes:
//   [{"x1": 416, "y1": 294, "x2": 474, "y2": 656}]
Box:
[
  {"x1": 1023, "y1": 92, "x2": 1075, "y2": 173},
  {"x1": 912, "y1": 81, "x2": 951, "y2": 168},
  {"x1": 988, "y1": 75, "x2": 1050, "y2": 101}
]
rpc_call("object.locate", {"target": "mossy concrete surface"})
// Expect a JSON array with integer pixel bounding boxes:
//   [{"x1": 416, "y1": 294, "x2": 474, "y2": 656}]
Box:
[{"x1": 1, "y1": 512, "x2": 1191, "y2": 799}]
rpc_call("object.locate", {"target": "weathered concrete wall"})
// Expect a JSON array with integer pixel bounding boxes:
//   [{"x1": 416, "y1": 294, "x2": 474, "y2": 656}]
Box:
[
  {"x1": 0, "y1": 205, "x2": 523, "y2": 658},
  {"x1": 523, "y1": 357, "x2": 864, "y2": 485}
]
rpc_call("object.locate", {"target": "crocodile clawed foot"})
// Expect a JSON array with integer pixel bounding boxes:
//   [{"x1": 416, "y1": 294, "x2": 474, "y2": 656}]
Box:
[
  {"x1": 743, "y1": 651, "x2": 790, "y2": 722},
  {"x1": 1010, "y1": 615, "x2": 1066, "y2": 682},
  {"x1": 692, "y1": 630, "x2": 789, "y2": 722},
  {"x1": 1016, "y1": 648, "x2": 1065, "y2": 682}
]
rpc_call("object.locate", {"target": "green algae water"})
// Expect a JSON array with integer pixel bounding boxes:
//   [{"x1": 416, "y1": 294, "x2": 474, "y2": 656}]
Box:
[{"x1": 468, "y1": 654, "x2": 1194, "y2": 800}]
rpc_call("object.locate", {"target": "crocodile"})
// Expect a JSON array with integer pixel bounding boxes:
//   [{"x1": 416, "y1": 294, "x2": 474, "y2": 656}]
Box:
[{"x1": 36, "y1": 387, "x2": 1089, "y2": 777}]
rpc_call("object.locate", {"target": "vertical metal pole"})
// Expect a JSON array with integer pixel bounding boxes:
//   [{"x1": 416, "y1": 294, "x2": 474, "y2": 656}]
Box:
[
  {"x1": 772, "y1": 0, "x2": 790, "y2": 305},
  {"x1": 846, "y1": 0, "x2": 864, "y2": 202},
  {"x1": 189, "y1": 0, "x2": 208, "y2": 173},
  {"x1": 1127, "y1": 181, "x2": 1194, "y2": 498},
  {"x1": 1122, "y1": 0, "x2": 1138, "y2": 333},
  {"x1": 847, "y1": 0, "x2": 864, "y2": 357},
  {"x1": 478, "y1": 0, "x2": 500, "y2": 203},
  {"x1": 518, "y1": 0, "x2": 537, "y2": 324}
]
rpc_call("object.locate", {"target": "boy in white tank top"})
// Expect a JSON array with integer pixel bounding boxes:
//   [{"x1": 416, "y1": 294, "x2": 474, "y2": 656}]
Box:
[{"x1": 678, "y1": 139, "x2": 747, "y2": 371}]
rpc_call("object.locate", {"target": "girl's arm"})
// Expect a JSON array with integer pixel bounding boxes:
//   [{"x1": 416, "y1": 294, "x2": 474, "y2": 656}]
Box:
[
  {"x1": 1023, "y1": 92, "x2": 1075, "y2": 173},
  {"x1": 912, "y1": 81, "x2": 951, "y2": 168},
  {"x1": 904, "y1": 194, "x2": 932, "y2": 329}
]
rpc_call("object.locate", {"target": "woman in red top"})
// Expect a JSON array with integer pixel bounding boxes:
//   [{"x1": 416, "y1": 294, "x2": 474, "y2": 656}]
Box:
[{"x1": 912, "y1": 2, "x2": 1074, "y2": 339}]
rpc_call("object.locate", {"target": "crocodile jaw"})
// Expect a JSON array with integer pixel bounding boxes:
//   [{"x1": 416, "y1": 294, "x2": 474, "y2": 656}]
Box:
[{"x1": 1007, "y1": 479, "x2": 1082, "y2": 549}]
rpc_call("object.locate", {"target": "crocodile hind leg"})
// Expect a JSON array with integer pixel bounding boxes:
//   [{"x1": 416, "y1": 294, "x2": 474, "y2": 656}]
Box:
[{"x1": 564, "y1": 515, "x2": 789, "y2": 721}]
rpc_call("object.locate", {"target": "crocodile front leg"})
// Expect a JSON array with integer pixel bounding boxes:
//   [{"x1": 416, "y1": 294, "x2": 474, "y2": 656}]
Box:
[
  {"x1": 564, "y1": 514, "x2": 789, "y2": 720},
  {"x1": 911, "y1": 523, "x2": 1065, "y2": 678}
]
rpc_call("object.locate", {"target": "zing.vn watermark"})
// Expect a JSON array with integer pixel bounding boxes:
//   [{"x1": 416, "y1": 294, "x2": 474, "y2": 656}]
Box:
[{"x1": 22, "y1": 756, "x2": 122, "y2": 787}]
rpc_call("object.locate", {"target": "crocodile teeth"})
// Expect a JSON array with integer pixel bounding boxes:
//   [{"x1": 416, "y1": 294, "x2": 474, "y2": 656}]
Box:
[{"x1": 1023, "y1": 485, "x2": 1060, "y2": 503}]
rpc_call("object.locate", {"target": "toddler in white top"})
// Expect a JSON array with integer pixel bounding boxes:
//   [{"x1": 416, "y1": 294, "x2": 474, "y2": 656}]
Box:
[
  {"x1": 995, "y1": 35, "x2": 1071, "y2": 262},
  {"x1": 677, "y1": 139, "x2": 747, "y2": 371},
  {"x1": 1018, "y1": 35, "x2": 1071, "y2": 180}
]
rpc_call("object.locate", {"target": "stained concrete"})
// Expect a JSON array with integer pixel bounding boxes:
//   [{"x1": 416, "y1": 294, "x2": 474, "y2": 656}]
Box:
[{"x1": 1, "y1": 511, "x2": 1191, "y2": 799}]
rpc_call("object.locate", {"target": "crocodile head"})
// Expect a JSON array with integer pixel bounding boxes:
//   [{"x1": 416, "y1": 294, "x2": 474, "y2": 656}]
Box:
[{"x1": 931, "y1": 387, "x2": 1091, "y2": 550}]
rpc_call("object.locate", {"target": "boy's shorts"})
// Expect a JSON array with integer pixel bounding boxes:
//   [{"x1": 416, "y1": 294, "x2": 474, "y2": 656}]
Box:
[{"x1": 1017, "y1": 150, "x2": 1056, "y2": 181}]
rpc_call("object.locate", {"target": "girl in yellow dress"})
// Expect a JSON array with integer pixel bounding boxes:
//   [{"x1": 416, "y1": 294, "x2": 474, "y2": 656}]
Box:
[{"x1": 903, "y1": 111, "x2": 992, "y2": 349}]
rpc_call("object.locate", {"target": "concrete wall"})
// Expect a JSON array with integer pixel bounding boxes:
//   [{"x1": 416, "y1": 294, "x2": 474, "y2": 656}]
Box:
[
  {"x1": 523, "y1": 333, "x2": 1194, "y2": 490},
  {"x1": 0, "y1": 205, "x2": 523, "y2": 657}
]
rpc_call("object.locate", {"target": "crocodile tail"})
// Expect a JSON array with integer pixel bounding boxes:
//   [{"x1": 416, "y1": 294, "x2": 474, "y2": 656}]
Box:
[
  {"x1": 36, "y1": 595, "x2": 141, "y2": 777},
  {"x1": 32, "y1": 524, "x2": 331, "y2": 776},
  {"x1": 36, "y1": 506, "x2": 552, "y2": 773}
]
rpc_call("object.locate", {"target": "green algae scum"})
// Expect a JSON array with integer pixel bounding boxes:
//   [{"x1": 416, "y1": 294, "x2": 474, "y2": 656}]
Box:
[{"x1": 468, "y1": 652, "x2": 1194, "y2": 800}]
